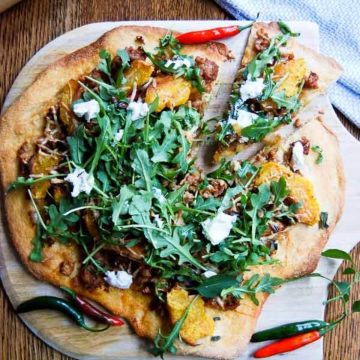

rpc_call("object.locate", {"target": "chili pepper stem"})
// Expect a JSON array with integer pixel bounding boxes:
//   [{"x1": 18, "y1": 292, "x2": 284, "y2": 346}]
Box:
[
  {"x1": 60, "y1": 286, "x2": 77, "y2": 299},
  {"x1": 237, "y1": 22, "x2": 255, "y2": 32},
  {"x1": 319, "y1": 323, "x2": 338, "y2": 337}
]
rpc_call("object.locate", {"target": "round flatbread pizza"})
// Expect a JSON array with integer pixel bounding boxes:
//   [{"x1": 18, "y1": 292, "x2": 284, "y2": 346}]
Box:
[{"x1": 0, "y1": 23, "x2": 345, "y2": 359}]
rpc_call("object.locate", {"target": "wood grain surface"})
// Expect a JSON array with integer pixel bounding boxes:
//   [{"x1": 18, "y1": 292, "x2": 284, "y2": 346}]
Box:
[{"x1": 0, "y1": 1, "x2": 359, "y2": 359}]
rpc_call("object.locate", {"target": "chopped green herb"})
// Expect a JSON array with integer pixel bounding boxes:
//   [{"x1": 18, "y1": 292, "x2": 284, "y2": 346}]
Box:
[
  {"x1": 311, "y1": 145, "x2": 324, "y2": 164},
  {"x1": 211, "y1": 336, "x2": 221, "y2": 342},
  {"x1": 319, "y1": 211, "x2": 329, "y2": 229},
  {"x1": 278, "y1": 20, "x2": 300, "y2": 37}
]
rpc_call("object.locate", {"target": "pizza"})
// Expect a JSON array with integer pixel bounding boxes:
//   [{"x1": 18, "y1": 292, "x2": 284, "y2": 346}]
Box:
[
  {"x1": 0, "y1": 23, "x2": 344, "y2": 359},
  {"x1": 213, "y1": 22, "x2": 343, "y2": 163}
]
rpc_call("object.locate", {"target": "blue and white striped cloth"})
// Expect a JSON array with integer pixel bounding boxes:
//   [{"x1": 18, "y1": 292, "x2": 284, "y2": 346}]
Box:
[{"x1": 215, "y1": 0, "x2": 360, "y2": 127}]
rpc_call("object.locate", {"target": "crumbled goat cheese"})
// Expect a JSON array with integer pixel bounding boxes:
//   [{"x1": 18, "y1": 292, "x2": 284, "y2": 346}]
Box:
[
  {"x1": 202, "y1": 212, "x2": 237, "y2": 246},
  {"x1": 229, "y1": 109, "x2": 258, "y2": 129},
  {"x1": 114, "y1": 129, "x2": 124, "y2": 142},
  {"x1": 203, "y1": 270, "x2": 217, "y2": 278},
  {"x1": 153, "y1": 214, "x2": 164, "y2": 229},
  {"x1": 127, "y1": 99, "x2": 149, "y2": 121},
  {"x1": 292, "y1": 141, "x2": 306, "y2": 173},
  {"x1": 239, "y1": 77, "x2": 265, "y2": 102},
  {"x1": 153, "y1": 187, "x2": 166, "y2": 204},
  {"x1": 104, "y1": 270, "x2": 133, "y2": 289},
  {"x1": 65, "y1": 168, "x2": 94, "y2": 197},
  {"x1": 73, "y1": 100, "x2": 100, "y2": 122},
  {"x1": 238, "y1": 136, "x2": 250, "y2": 143},
  {"x1": 164, "y1": 56, "x2": 192, "y2": 70}
]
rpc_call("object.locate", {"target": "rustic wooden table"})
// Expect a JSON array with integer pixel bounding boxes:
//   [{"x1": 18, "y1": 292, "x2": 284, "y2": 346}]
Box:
[{"x1": 0, "y1": 0, "x2": 359, "y2": 359}]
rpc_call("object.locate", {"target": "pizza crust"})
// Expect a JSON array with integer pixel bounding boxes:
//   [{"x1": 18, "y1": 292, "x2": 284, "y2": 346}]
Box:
[{"x1": 0, "y1": 25, "x2": 345, "y2": 360}]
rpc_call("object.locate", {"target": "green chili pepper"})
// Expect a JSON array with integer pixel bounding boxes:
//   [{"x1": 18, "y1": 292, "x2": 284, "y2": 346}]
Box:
[
  {"x1": 251, "y1": 320, "x2": 329, "y2": 342},
  {"x1": 17, "y1": 296, "x2": 109, "y2": 332}
]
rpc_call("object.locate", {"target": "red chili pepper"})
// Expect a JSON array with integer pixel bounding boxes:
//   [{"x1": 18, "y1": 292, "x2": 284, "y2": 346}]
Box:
[
  {"x1": 61, "y1": 287, "x2": 124, "y2": 326},
  {"x1": 176, "y1": 23, "x2": 254, "y2": 44},
  {"x1": 253, "y1": 326, "x2": 334, "y2": 358}
]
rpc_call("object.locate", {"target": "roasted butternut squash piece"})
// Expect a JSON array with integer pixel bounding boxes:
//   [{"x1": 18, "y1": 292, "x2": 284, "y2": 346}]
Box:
[
  {"x1": 145, "y1": 75, "x2": 191, "y2": 112},
  {"x1": 124, "y1": 60, "x2": 154, "y2": 90},
  {"x1": 167, "y1": 288, "x2": 214, "y2": 345},
  {"x1": 255, "y1": 162, "x2": 320, "y2": 225},
  {"x1": 83, "y1": 210, "x2": 101, "y2": 240},
  {"x1": 273, "y1": 59, "x2": 307, "y2": 97},
  {"x1": 59, "y1": 80, "x2": 78, "y2": 134},
  {"x1": 30, "y1": 153, "x2": 59, "y2": 200},
  {"x1": 52, "y1": 185, "x2": 66, "y2": 204}
]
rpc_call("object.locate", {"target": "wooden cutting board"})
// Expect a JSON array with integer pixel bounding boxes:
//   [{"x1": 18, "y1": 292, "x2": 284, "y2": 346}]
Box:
[{"x1": 0, "y1": 21, "x2": 359, "y2": 360}]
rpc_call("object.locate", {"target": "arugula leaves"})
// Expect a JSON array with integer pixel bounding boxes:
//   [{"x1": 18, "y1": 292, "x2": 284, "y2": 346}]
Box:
[
  {"x1": 221, "y1": 273, "x2": 284, "y2": 305},
  {"x1": 278, "y1": 20, "x2": 300, "y2": 37},
  {"x1": 150, "y1": 295, "x2": 198, "y2": 358},
  {"x1": 7, "y1": 174, "x2": 65, "y2": 192},
  {"x1": 29, "y1": 224, "x2": 44, "y2": 262},
  {"x1": 241, "y1": 117, "x2": 283, "y2": 142},
  {"x1": 270, "y1": 90, "x2": 301, "y2": 112},
  {"x1": 67, "y1": 124, "x2": 87, "y2": 165},
  {"x1": 246, "y1": 33, "x2": 290, "y2": 80},
  {"x1": 157, "y1": 229, "x2": 206, "y2": 270},
  {"x1": 144, "y1": 34, "x2": 205, "y2": 93},
  {"x1": 196, "y1": 274, "x2": 238, "y2": 298},
  {"x1": 248, "y1": 184, "x2": 271, "y2": 242},
  {"x1": 132, "y1": 149, "x2": 153, "y2": 191}
]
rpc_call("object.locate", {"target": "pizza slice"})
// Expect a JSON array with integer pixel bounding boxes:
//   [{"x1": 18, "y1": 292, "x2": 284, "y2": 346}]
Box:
[{"x1": 213, "y1": 21, "x2": 343, "y2": 163}]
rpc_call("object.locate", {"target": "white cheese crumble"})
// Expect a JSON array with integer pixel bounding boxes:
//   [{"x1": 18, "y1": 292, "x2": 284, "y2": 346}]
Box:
[
  {"x1": 153, "y1": 214, "x2": 164, "y2": 229},
  {"x1": 65, "y1": 167, "x2": 94, "y2": 197},
  {"x1": 152, "y1": 187, "x2": 166, "y2": 204},
  {"x1": 127, "y1": 99, "x2": 149, "y2": 121},
  {"x1": 164, "y1": 56, "x2": 192, "y2": 70},
  {"x1": 114, "y1": 129, "x2": 124, "y2": 142},
  {"x1": 292, "y1": 141, "x2": 306, "y2": 173},
  {"x1": 203, "y1": 270, "x2": 217, "y2": 278},
  {"x1": 229, "y1": 109, "x2": 258, "y2": 129},
  {"x1": 73, "y1": 100, "x2": 100, "y2": 122},
  {"x1": 238, "y1": 136, "x2": 250, "y2": 143},
  {"x1": 104, "y1": 270, "x2": 133, "y2": 289},
  {"x1": 202, "y1": 212, "x2": 237, "y2": 246},
  {"x1": 239, "y1": 77, "x2": 265, "y2": 102}
]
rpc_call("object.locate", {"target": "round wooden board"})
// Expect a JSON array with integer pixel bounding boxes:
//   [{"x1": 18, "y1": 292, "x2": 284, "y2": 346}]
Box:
[{"x1": 0, "y1": 21, "x2": 359, "y2": 360}]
